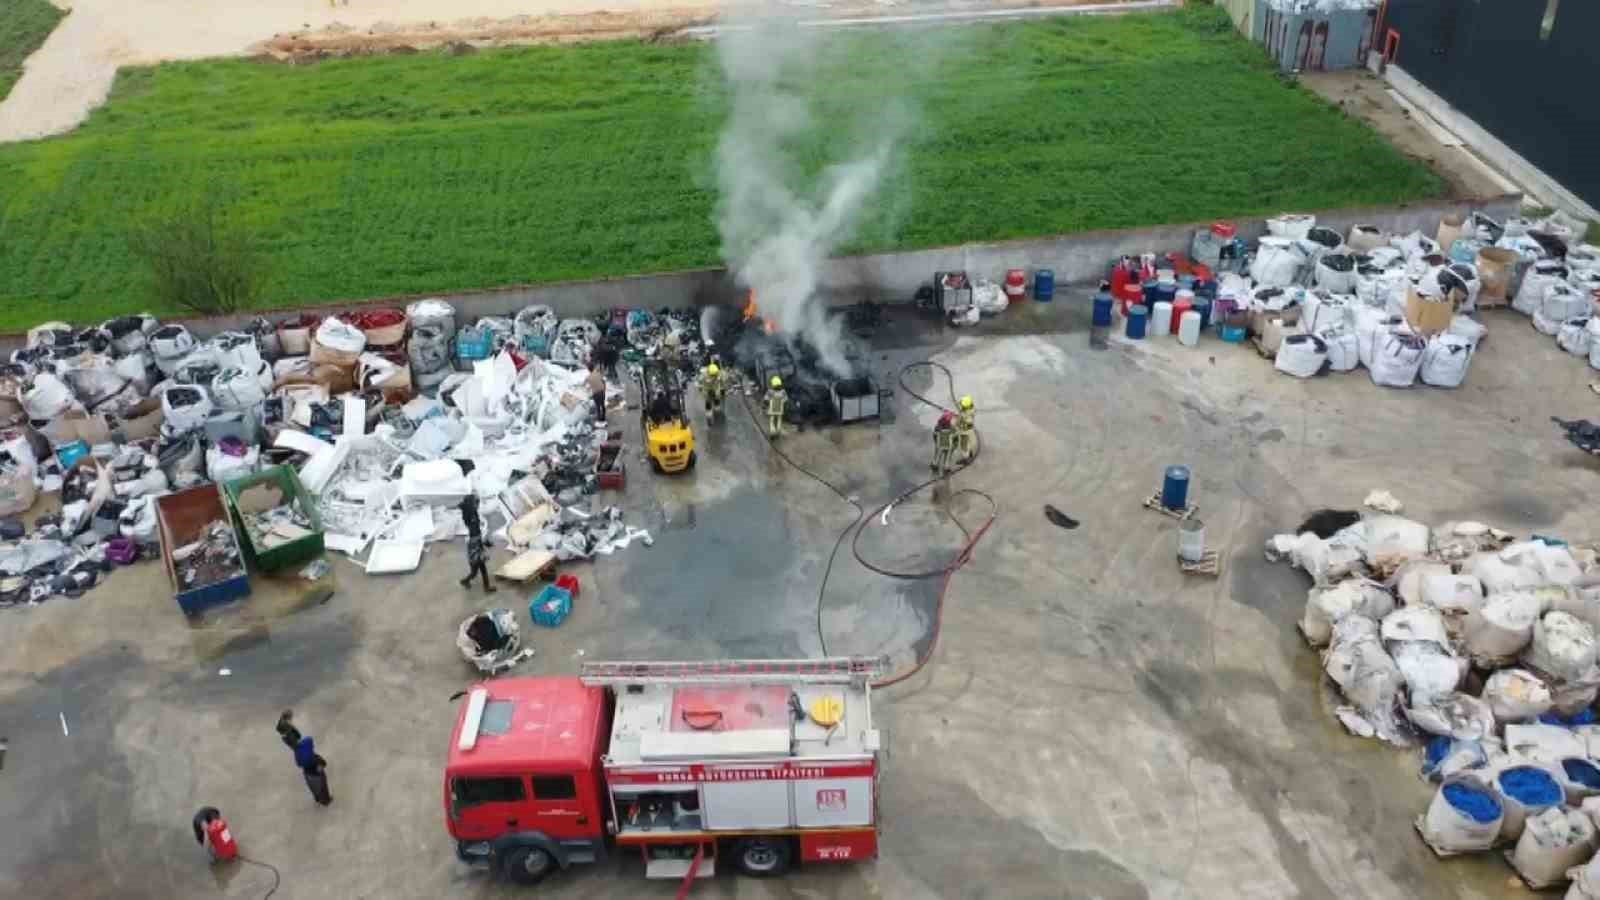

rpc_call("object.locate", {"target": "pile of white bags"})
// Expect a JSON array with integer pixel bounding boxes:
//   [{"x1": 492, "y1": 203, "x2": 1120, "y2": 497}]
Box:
[
  {"x1": 160, "y1": 384, "x2": 213, "y2": 434},
  {"x1": 1322, "y1": 328, "x2": 1360, "y2": 372},
  {"x1": 1510, "y1": 806, "x2": 1596, "y2": 888},
  {"x1": 1523, "y1": 612, "x2": 1599, "y2": 683},
  {"x1": 311, "y1": 318, "x2": 366, "y2": 366},
  {"x1": 1482, "y1": 668, "x2": 1553, "y2": 722},
  {"x1": 1514, "y1": 261, "x2": 1568, "y2": 315},
  {"x1": 1323, "y1": 616, "x2": 1406, "y2": 743},
  {"x1": 1250, "y1": 237, "x2": 1308, "y2": 287},
  {"x1": 1465, "y1": 593, "x2": 1542, "y2": 666},
  {"x1": 149, "y1": 325, "x2": 197, "y2": 376},
  {"x1": 1313, "y1": 254, "x2": 1359, "y2": 293},
  {"x1": 1560, "y1": 318, "x2": 1594, "y2": 356},
  {"x1": 1299, "y1": 578, "x2": 1394, "y2": 646}
]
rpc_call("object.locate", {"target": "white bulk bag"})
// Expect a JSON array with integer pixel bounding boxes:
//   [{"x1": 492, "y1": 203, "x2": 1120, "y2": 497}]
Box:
[
  {"x1": 205, "y1": 443, "x2": 260, "y2": 483},
  {"x1": 1274, "y1": 334, "x2": 1327, "y2": 379},
  {"x1": 1323, "y1": 616, "x2": 1405, "y2": 741},
  {"x1": 1347, "y1": 224, "x2": 1387, "y2": 252},
  {"x1": 1359, "y1": 515, "x2": 1431, "y2": 564},
  {"x1": 1267, "y1": 213, "x2": 1315, "y2": 239},
  {"x1": 1314, "y1": 254, "x2": 1359, "y2": 293},
  {"x1": 1467, "y1": 548, "x2": 1543, "y2": 594},
  {"x1": 1393, "y1": 560, "x2": 1453, "y2": 607},
  {"x1": 1382, "y1": 606, "x2": 1450, "y2": 646},
  {"x1": 1299, "y1": 579, "x2": 1394, "y2": 646},
  {"x1": 1420, "y1": 333, "x2": 1475, "y2": 388},
  {"x1": 1250, "y1": 237, "x2": 1307, "y2": 287},
  {"x1": 406, "y1": 299, "x2": 457, "y2": 337},
  {"x1": 1511, "y1": 807, "x2": 1596, "y2": 889},
  {"x1": 1524, "y1": 612, "x2": 1599, "y2": 683},
  {"x1": 1288, "y1": 534, "x2": 1365, "y2": 585},
  {"x1": 1546, "y1": 283, "x2": 1590, "y2": 322},
  {"x1": 159, "y1": 384, "x2": 213, "y2": 433},
  {"x1": 1560, "y1": 318, "x2": 1593, "y2": 355},
  {"x1": 209, "y1": 331, "x2": 263, "y2": 374},
  {"x1": 1302, "y1": 291, "x2": 1353, "y2": 335},
  {"x1": 1322, "y1": 329, "x2": 1360, "y2": 372},
  {"x1": 113, "y1": 353, "x2": 153, "y2": 392},
  {"x1": 1552, "y1": 669, "x2": 1600, "y2": 718},
  {"x1": 1369, "y1": 332, "x2": 1426, "y2": 387},
  {"x1": 211, "y1": 367, "x2": 266, "y2": 411},
  {"x1": 1388, "y1": 640, "x2": 1462, "y2": 703},
  {"x1": 1417, "y1": 777, "x2": 1503, "y2": 855},
  {"x1": 1570, "y1": 244, "x2": 1600, "y2": 274},
  {"x1": 1407, "y1": 693, "x2": 1496, "y2": 741},
  {"x1": 1515, "y1": 262, "x2": 1567, "y2": 315},
  {"x1": 408, "y1": 323, "x2": 451, "y2": 375},
  {"x1": 1534, "y1": 543, "x2": 1583, "y2": 586},
  {"x1": 315, "y1": 318, "x2": 366, "y2": 354},
  {"x1": 1505, "y1": 724, "x2": 1589, "y2": 763},
  {"x1": 1482, "y1": 668, "x2": 1554, "y2": 722},
  {"x1": 148, "y1": 325, "x2": 196, "y2": 375},
  {"x1": 1464, "y1": 591, "x2": 1542, "y2": 664},
  {"x1": 1420, "y1": 573, "x2": 1485, "y2": 630},
  {"x1": 22, "y1": 372, "x2": 75, "y2": 421}
]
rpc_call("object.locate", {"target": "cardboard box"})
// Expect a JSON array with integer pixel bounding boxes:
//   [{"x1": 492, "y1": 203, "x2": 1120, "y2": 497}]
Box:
[
  {"x1": 1249, "y1": 305, "x2": 1300, "y2": 338},
  {"x1": 1406, "y1": 288, "x2": 1455, "y2": 334},
  {"x1": 38, "y1": 409, "x2": 112, "y2": 449},
  {"x1": 114, "y1": 398, "x2": 164, "y2": 442}
]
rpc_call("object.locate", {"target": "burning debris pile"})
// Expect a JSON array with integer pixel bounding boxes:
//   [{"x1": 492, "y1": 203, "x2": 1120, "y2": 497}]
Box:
[{"x1": 1268, "y1": 497, "x2": 1600, "y2": 888}]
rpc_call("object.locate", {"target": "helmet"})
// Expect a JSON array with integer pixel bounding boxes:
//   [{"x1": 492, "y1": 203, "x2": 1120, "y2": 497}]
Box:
[
  {"x1": 770, "y1": 376, "x2": 783, "y2": 389},
  {"x1": 959, "y1": 395, "x2": 974, "y2": 410},
  {"x1": 707, "y1": 363, "x2": 720, "y2": 376}
]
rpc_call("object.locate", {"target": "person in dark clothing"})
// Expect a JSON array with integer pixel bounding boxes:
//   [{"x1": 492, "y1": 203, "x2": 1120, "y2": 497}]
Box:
[
  {"x1": 601, "y1": 329, "x2": 623, "y2": 379},
  {"x1": 275, "y1": 710, "x2": 301, "y2": 751},
  {"x1": 294, "y1": 736, "x2": 332, "y2": 806},
  {"x1": 461, "y1": 532, "x2": 495, "y2": 592},
  {"x1": 459, "y1": 494, "x2": 483, "y2": 538}
]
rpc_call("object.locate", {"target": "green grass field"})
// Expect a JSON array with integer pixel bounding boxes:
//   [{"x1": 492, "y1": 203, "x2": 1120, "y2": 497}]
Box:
[
  {"x1": 0, "y1": 0, "x2": 65, "y2": 101},
  {"x1": 0, "y1": 7, "x2": 1444, "y2": 330}
]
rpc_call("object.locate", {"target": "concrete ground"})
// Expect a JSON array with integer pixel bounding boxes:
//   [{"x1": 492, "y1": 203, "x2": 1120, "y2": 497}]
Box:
[{"x1": 4, "y1": 299, "x2": 1599, "y2": 899}]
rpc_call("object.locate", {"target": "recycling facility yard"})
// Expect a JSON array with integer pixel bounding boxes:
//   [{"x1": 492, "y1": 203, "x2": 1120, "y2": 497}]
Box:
[{"x1": 4, "y1": 215, "x2": 1600, "y2": 899}]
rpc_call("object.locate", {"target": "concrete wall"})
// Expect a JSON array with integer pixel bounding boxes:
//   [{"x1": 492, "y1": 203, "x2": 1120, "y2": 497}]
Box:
[{"x1": 2, "y1": 193, "x2": 1519, "y2": 355}]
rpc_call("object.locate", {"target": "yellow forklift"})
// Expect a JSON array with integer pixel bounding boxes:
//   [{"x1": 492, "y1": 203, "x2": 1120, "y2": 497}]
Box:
[{"x1": 638, "y1": 359, "x2": 695, "y2": 473}]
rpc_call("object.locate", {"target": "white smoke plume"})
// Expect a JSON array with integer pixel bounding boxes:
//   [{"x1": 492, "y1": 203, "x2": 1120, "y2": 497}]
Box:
[{"x1": 713, "y1": 9, "x2": 913, "y2": 376}]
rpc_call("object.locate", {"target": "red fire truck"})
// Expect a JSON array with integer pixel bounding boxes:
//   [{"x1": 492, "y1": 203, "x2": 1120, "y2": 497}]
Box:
[{"x1": 444, "y1": 657, "x2": 887, "y2": 887}]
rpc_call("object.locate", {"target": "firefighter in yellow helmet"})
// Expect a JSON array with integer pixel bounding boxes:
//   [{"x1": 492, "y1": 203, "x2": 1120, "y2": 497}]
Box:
[
  {"x1": 955, "y1": 395, "x2": 976, "y2": 462},
  {"x1": 702, "y1": 363, "x2": 727, "y2": 422},
  {"x1": 766, "y1": 375, "x2": 787, "y2": 438}
]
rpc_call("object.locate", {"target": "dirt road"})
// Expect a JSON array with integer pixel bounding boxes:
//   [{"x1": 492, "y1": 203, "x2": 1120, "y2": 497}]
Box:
[{"x1": 0, "y1": 0, "x2": 1156, "y2": 143}]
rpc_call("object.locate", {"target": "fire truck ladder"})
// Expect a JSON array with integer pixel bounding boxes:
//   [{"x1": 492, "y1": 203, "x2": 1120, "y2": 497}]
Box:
[{"x1": 580, "y1": 657, "x2": 889, "y2": 688}]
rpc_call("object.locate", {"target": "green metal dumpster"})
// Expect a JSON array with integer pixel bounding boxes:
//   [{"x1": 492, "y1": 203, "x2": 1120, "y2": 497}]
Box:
[{"x1": 223, "y1": 465, "x2": 326, "y2": 572}]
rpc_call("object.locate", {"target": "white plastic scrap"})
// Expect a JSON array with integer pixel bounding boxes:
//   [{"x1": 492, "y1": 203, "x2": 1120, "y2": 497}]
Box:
[
  {"x1": 1522, "y1": 611, "x2": 1599, "y2": 683},
  {"x1": 1363, "y1": 489, "x2": 1403, "y2": 514},
  {"x1": 1482, "y1": 668, "x2": 1554, "y2": 723}
]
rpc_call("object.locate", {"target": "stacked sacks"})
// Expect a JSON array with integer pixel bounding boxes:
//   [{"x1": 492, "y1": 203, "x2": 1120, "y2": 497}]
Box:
[
  {"x1": 1420, "y1": 333, "x2": 1476, "y2": 388},
  {"x1": 1560, "y1": 318, "x2": 1594, "y2": 357},
  {"x1": 149, "y1": 325, "x2": 196, "y2": 377},
  {"x1": 310, "y1": 318, "x2": 365, "y2": 368},
  {"x1": 1539, "y1": 284, "x2": 1588, "y2": 336},
  {"x1": 1369, "y1": 331, "x2": 1427, "y2": 388}
]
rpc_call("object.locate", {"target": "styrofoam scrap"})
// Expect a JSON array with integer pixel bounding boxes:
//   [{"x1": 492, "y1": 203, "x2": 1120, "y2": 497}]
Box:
[
  {"x1": 1363, "y1": 489, "x2": 1403, "y2": 514},
  {"x1": 390, "y1": 508, "x2": 435, "y2": 544},
  {"x1": 397, "y1": 459, "x2": 471, "y2": 501},
  {"x1": 324, "y1": 531, "x2": 370, "y2": 557},
  {"x1": 275, "y1": 429, "x2": 334, "y2": 457},
  {"x1": 366, "y1": 539, "x2": 424, "y2": 574},
  {"x1": 343, "y1": 395, "x2": 366, "y2": 438},
  {"x1": 298, "y1": 438, "x2": 350, "y2": 496}
]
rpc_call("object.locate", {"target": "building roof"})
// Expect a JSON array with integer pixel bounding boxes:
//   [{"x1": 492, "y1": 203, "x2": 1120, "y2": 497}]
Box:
[{"x1": 446, "y1": 676, "x2": 605, "y2": 776}]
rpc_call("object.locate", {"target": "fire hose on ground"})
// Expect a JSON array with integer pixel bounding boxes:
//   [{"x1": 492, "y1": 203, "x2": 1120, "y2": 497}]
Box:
[{"x1": 740, "y1": 360, "x2": 997, "y2": 689}]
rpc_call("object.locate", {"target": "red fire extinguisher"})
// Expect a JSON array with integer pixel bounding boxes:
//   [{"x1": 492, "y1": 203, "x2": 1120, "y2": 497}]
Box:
[{"x1": 193, "y1": 807, "x2": 238, "y2": 862}]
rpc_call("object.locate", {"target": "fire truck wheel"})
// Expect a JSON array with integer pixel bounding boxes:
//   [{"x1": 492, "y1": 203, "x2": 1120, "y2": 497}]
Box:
[
  {"x1": 732, "y1": 838, "x2": 790, "y2": 877},
  {"x1": 502, "y1": 846, "x2": 554, "y2": 885}
]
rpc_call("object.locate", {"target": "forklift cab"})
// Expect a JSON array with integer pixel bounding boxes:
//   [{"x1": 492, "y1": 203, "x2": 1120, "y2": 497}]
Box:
[{"x1": 638, "y1": 360, "x2": 695, "y2": 473}]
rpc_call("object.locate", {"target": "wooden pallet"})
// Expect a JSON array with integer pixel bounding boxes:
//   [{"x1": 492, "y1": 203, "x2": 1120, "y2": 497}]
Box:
[
  {"x1": 1143, "y1": 492, "x2": 1198, "y2": 521},
  {"x1": 1179, "y1": 551, "x2": 1220, "y2": 577}
]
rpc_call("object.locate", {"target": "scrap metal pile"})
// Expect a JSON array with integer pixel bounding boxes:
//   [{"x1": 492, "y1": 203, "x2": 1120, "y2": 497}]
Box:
[
  {"x1": 0, "y1": 300, "x2": 680, "y2": 608},
  {"x1": 1267, "y1": 499, "x2": 1600, "y2": 890}
]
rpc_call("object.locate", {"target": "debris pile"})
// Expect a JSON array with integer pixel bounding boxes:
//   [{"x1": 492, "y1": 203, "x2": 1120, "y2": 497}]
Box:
[
  {"x1": 172, "y1": 520, "x2": 246, "y2": 590},
  {"x1": 1268, "y1": 496, "x2": 1600, "y2": 887},
  {"x1": 1076, "y1": 209, "x2": 1597, "y2": 392}
]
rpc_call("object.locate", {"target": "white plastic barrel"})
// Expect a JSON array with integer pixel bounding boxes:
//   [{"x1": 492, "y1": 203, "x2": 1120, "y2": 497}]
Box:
[
  {"x1": 1177, "y1": 311, "x2": 1202, "y2": 346},
  {"x1": 1178, "y1": 519, "x2": 1205, "y2": 563},
  {"x1": 1151, "y1": 301, "x2": 1174, "y2": 337}
]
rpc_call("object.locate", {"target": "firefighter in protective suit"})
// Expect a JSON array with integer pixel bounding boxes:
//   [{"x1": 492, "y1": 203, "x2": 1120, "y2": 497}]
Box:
[
  {"x1": 702, "y1": 363, "x2": 727, "y2": 422},
  {"x1": 955, "y1": 395, "x2": 976, "y2": 462},
  {"x1": 932, "y1": 411, "x2": 959, "y2": 477},
  {"x1": 766, "y1": 376, "x2": 787, "y2": 438}
]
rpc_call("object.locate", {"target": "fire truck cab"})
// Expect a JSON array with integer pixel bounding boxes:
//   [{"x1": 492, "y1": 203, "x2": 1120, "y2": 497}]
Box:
[{"x1": 445, "y1": 657, "x2": 886, "y2": 887}]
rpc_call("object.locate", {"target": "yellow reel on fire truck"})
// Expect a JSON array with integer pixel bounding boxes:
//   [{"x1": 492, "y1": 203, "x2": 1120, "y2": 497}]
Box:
[{"x1": 809, "y1": 696, "x2": 843, "y2": 728}]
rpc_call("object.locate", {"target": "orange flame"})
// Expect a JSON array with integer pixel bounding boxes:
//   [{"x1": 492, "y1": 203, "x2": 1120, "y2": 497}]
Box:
[{"x1": 743, "y1": 290, "x2": 777, "y2": 334}]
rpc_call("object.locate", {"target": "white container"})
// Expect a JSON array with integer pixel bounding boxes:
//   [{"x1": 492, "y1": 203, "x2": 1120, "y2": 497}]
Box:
[
  {"x1": 1177, "y1": 311, "x2": 1202, "y2": 346},
  {"x1": 1150, "y1": 301, "x2": 1174, "y2": 337},
  {"x1": 1178, "y1": 518, "x2": 1205, "y2": 563}
]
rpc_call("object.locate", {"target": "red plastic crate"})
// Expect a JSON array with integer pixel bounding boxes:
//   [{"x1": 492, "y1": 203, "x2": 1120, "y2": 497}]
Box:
[{"x1": 555, "y1": 574, "x2": 580, "y2": 599}]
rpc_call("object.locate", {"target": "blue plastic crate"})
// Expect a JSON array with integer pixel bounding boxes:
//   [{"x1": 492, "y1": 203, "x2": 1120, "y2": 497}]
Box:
[
  {"x1": 530, "y1": 585, "x2": 572, "y2": 628},
  {"x1": 521, "y1": 334, "x2": 550, "y2": 357},
  {"x1": 456, "y1": 327, "x2": 492, "y2": 362}
]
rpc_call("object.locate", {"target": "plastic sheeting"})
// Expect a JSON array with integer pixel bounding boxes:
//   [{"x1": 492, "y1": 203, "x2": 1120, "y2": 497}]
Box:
[
  {"x1": 1482, "y1": 668, "x2": 1553, "y2": 722},
  {"x1": 1523, "y1": 612, "x2": 1599, "y2": 683},
  {"x1": 1323, "y1": 616, "x2": 1406, "y2": 744},
  {"x1": 1249, "y1": 237, "x2": 1308, "y2": 287}
]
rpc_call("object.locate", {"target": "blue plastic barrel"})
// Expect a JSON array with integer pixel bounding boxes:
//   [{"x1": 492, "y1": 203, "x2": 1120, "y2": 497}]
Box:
[
  {"x1": 1034, "y1": 269, "x2": 1056, "y2": 301},
  {"x1": 1154, "y1": 282, "x2": 1177, "y2": 307},
  {"x1": 1162, "y1": 465, "x2": 1191, "y2": 511},
  {"x1": 1141, "y1": 280, "x2": 1160, "y2": 306},
  {"x1": 1126, "y1": 305, "x2": 1148, "y2": 340},
  {"x1": 1092, "y1": 292, "x2": 1114, "y2": 327}
]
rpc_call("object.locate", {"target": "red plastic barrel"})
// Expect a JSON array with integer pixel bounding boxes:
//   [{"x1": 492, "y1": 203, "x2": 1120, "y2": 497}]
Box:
[
  {"x1": 1116, "y1": 281, "x2": 1143, "y2": 316},
  {"x1": 1004, "y1": 269, "x2": 1027, "y2": 302},
  {"x1": 1211, "y1": 221, "x2": 1237, "y2": 239}
]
